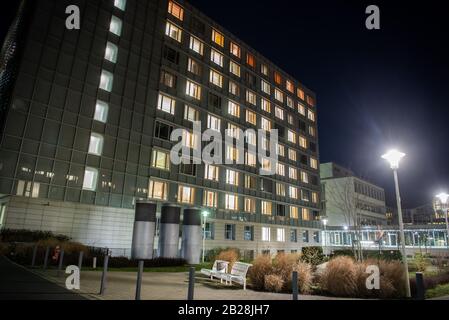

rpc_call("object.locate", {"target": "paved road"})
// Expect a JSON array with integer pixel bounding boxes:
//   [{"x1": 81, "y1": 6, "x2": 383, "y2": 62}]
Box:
[{"x1": 0, "y1": 256, "x2": 87, "y2": 300}]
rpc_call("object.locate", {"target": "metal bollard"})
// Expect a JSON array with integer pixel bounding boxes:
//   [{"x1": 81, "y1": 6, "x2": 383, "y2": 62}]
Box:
[
  {"x1": 43, "y1": 246, "x2": 50, "y2": 270},
  {"x1": 57, "y1": 249, "x2": 65, "y2": 277},
  {"x1": 31, "y1": 245, "x2": 38, "y2": 267},
  {"x1": 292, "y1": 271, "x2": 298, "y2": 300},
  {"x1": 100, "y1": 255, "x2": 109, "y2": 295},
  {"x1": 78, "y1": 251, "x2": 84, "y2": 271},
  {"x1": 93, "y1": 257, "x2": 97, "y2": 269},
  {"x1": 135, "y1": 260, "x2": 144, "y2": 300},
  {"x1": 187, "y1": 267, "x2": 195, "y2": 300},
  {"x1": 415, "y1": 272, "x2": 425, "y2": 300}
]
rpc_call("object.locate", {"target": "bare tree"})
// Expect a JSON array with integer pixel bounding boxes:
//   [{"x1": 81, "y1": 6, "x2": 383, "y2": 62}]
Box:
[{"x1": 324, "y1": 177, "x2": 364, "y2": 261}]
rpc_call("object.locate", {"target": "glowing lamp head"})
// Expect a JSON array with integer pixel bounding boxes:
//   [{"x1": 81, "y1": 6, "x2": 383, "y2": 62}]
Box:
[
  {"x1": 322, "y1": 218, "x2": 328, "y2": 226},
  {"x1": 436, "y1": 192, "x2": 449, "y2": 205},
  {"x1": 382, "y1": 149, "x2": 405, "y2": 169},
  {"x1": 343, "y1": 225, "x2": 348, "y2": 231},
  {"x1": 202, "y1": 211, "x2": 209, "y2": 217}
]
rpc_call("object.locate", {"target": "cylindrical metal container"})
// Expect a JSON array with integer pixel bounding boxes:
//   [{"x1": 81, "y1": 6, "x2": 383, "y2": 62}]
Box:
[
  {"x1": 181, "y1": 208, "x2": 202, "y2": 264},
  {"x1": 158, "y1": 204, "x2": 181, "y2": 258},
  {"x1": 131, "y1": 201, "x2": 157, "y2": 260}
]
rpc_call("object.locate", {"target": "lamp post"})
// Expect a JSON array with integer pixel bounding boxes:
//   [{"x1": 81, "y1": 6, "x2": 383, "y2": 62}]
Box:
[
  {"x1": 201, "y1": 211, "x2": 209, "y2": 263},
  {"x1": 322, "y1": 218, "x2": 328, "y2": 257},
  {"x1": 382, "y1": 149, "x2": 411, "y2": 298},
  {"x1": 435, "y1": 192, "x2": 449, "y2": 249}
]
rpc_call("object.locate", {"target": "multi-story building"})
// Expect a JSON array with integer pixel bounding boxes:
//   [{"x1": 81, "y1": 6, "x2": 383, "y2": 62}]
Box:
[
  {"x1": 0, "y1": 0, "x2": 321, "y2": 258},
  {"x1": 320, "y1": 163, "x2": 386, "y2": 227}
]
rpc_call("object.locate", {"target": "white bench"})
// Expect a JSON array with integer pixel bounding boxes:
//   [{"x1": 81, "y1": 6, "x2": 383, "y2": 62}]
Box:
[
  {"x1": 200, "y1": 260, "x2": 229, "y2": 282},
  {"x1": 219, "y1": 262, "x2": 253, "y2": 290}
]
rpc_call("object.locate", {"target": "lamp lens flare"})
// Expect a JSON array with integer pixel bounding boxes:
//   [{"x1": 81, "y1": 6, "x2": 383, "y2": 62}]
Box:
[
  {"x1": 436, "y1": 193, "x2": 449, "y2": 205},
  {"x1": 381, "y1": 149, "x2": 406, "y2": 169}
]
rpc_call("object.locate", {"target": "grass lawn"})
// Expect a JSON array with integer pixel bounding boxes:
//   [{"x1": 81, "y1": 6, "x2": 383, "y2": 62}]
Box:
[{"x1": 426, "y1": 283, "x2": 449, "y2": 299}]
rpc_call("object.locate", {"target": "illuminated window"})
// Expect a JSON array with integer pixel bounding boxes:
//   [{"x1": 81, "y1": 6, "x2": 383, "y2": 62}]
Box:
[
  {"x1": 262, "y1": 227, "x2": 271, "y2": 241},
  {"x1": 261, "y1": 98, "x2": 271, "y2": 113},
  {"x1": 168, "y1": 1, "x2": 184, "y2": 20},
  {"x1": 165, "y1": 21, "x2": 182, "y2": 42},
  {"x1": 204, "y1": 164, "x2": 219, "y2": 181},
  {"x1": 245, "y1": 130, "x2": 256, "y2": 145},
  {"x1": 298, "y1": 103, "x2": 306, "y2": 116},
  {"x1": 210, "y1": 49, "x2": 224, "y2": 67},
  {"x1": 94, "y1": 100, "x2": 108, "y2": 123},
  {"x1": 83, "y1": 167, "x2": 98, "y2": 191},
  {"x1": 228, "y1": 100, "x2": 240, "y2": 118},
  {"x1": 286, "y1": 96, "x2": 294, "y2": 108},
  {"x1": 288, "y1": 114, "x2": 294, "y2": 125},
  {"x1": 209, "y1": 69, "x2": 223, "y2": 87},
  {"x1": 290, "y1": 206, "x2": 299, "y2": 219},
  {"x1": 302, "y1": 208, "x2": 311, "y2": 221},
  {"x1": 246, "y1": 110, "x2": 256, "y2": 125},
  {"x1": 229, "y1": 80, "x2": 239, "y2": 96},
  {"x1": 182, "y1": 130, "x2": 198, "y2": 149},
  {"x1": 88, "y1": 133, "x2": 104, "y2": 156},
  {"x1": 109, "y1": 16, "x2": 122, "y2": 36},
  {"x1": 212, "y1": 29, "x2": 224, "y2": 47},
  {"x1": 287, "y1": 130, "x2": 296, "y2": 144},
  {"x1": 286, "y1": 80, "x2": 294, "y2": 93},
  {"x1": 299, "y1": 136, "x2": 307, "y2": 149},
  {"x1": 178, "y1": 185, "x2": 195, "y2": 204},
  {"x1": 189, "y1": 36, "x2": 204, "y2": 55},
  {"x1": 289, "y1": 186, "x2": 298, "y2": 199},
  {"x1": 99, "y1": 70, "x2": 113, "y2": 92},
  {"x1": 276, "y1": 183, "x2": 286, "y2": 197},
  {"x1": 151, "y1": 149, "x2": 170, "y2": 170},
  {"x1": 261, "y1": 64, "x2": 268, "y2": 76},
  {"x1": 148, "y1": 179, "x2": 168, "y2": 200},
  {"x1": 274, "y1": 72, "x2": 282, "y2": 85},
  {"x1": 230, "y1": 42, "x2": 240, "y2": 58},
  {"x1": 308, "y1": 125, "x2": 316, "y2": 137},
  {"x1": 227, "y1": 123, "x2": 240, "y2": 139},
  {"x1": 312, "y1": 192, "x2": 319, "y2": 204},
  {"x1": 225, "y1": 194, "x2": 238, "y2": 211},
  {"x1": 246, "y1": 53, "x2": 255, "y2": 68},
  {"x1": 105, "y1": 42, "x2": 118, "y2": 63},
  {"x1": 288, "y1": 149, "x2": 297, "y2": 161},
  {"x1": 245, "y1": 152, "x2": 257, "y2": 167},
  {"x1": 245, "y1": 175, "x2": 256, "y2": 189},
  {"x1": 275, "y1": 88, "x2": 283, "y2": 102},
  {"x1": 277, "y1": 144, "x2": 285, "y2": 157},
  {"x1": 186, "y1": 80, "x2": 201, "y2": 100},
  {"x1": 261, "y1": 80, "x2": 270, "y2": 95},
  {"x1": 114, "y1": 0, "x2": 126, "y2": 11},
  {"x1": 203, "y1": 190, "x2": 218, "y2": 208},
  {"x1": 226, "y1": 169, "x2": 239, "y2": 186},
  {"x1": 261, "y1": 201, "x2": 272, "y2": 215},
  {"x1": 261, "y1": 117, "x2": 271, "y2": 131},
  {"x1": 157, "y1": 93, "x2": 175, "y2": 114},
  {"x1": 289, "y1": 167, "x2": 297, "y2": 180},
  {"x1": 229, "y1": 61, "x2": 240, "y2": 77},
  {"x1": 276, "y1": 163, "x2": 285, "y2": 176},
  {"x1": 184, "y1": 105, "x2": 198, "y2": 122},
  {"x1": 226, "y1": 146, "x2": 239, "y2": 162},
  {"x1": 301, "y1": 171, "x2": 309, "y2": 184},
  {"x1": 310, "y1": 157, "x2": 318, "y2": 169},
  {"x1": 246, "y1": 90, "x2": 257, "y2": 105},
  {"x1": 277, "y1": 228, "x2": 285, "y2": 242},
  {"x1": 275, "y1": 106, "x2": 284, "y2": 120},
  {"x1": 308, "y1": 109, "x2": 316, "y2": 122},
  {"x1": 207, "y1": 114, "x2": 221, "y2": 131},
  {"x1": 187, "y1": 58, "x2": 201, "y2": 75},
  {"x1": 244, "y1": 197, "x2": 256, "y2": 213},
  {"x1": 297, "y1": 88, "x2": 305, "y2": 100}
]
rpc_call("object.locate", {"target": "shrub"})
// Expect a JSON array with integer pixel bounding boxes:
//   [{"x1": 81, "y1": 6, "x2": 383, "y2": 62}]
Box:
[
  {"x1": 248, "y1": 254, "x2": 273, "y2": 291},
  {"x1": 0, "y1": 229, "x2": 70, "y2": 242},
  {"x1": 216, "y1": 248, "x2": 240, "y2": 269},
  {"x1": 264, "y1": 274, "x2": 284, "y2": 293},
  {"x1": 332, "y1": 249, "x2": 402, "y2": 261},
  {"x1": 301, "y1": 246, "x2": 324, "y2": 266},
  {"x1": 355, "y1": 259, "x2": 401, "y2": 299},
  {"x1": 410, "y1": 271, "x2": 449, "y2": 297},
  {"x1": 409, "y1": 253, "x2": 429, "y2": 272},
  {"x1": 319, "y1": 256, "x2": 358, "y2": 297},
  {"x1": 291, "y1": 261, "x2": 313, "y2": 294}
]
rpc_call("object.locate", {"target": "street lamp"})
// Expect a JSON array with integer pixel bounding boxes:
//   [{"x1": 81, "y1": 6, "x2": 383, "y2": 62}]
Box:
[
  {"x1": 201, "y1": 210, "x2": 209, "y2": 263},
  {"x1": 321, "y1": 218, "x2": 328, "y2": 257},
  {"x1": 435, "y1": 192, "x2": 449, "y2": 250},
  {"x1": 382, "y1": 149, "x2": 411, "y2": 298}
]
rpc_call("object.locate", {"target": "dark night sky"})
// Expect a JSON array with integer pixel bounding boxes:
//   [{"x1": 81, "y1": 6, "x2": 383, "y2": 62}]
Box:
[{"x1": 1, "y1": 0, "x2": 449, "y2": 208}]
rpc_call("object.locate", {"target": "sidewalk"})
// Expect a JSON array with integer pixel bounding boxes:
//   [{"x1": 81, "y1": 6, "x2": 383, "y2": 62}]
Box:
[{"x1": 0, "y1": 256, "x2": 87, "y2": 300}]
